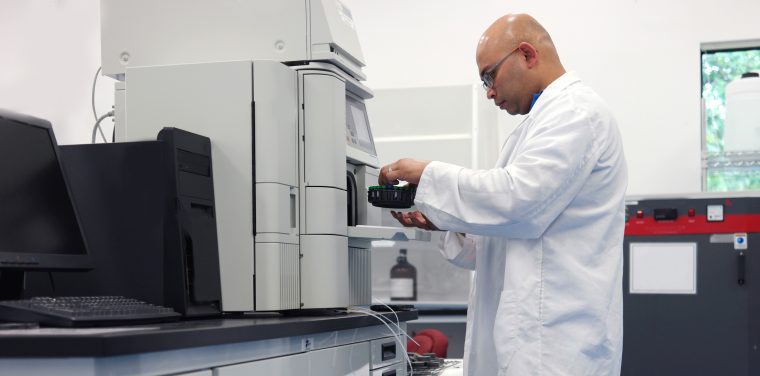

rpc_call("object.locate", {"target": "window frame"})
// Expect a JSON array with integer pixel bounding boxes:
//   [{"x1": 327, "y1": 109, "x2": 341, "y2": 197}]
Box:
[{"x1": 699, "y1": 39, "x2": 760, "y2": 192}]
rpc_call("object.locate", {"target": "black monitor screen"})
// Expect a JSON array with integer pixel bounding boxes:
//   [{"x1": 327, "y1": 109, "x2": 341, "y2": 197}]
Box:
[{"x1": 0, "y1": 113, "x2": 88, "y2": 260}]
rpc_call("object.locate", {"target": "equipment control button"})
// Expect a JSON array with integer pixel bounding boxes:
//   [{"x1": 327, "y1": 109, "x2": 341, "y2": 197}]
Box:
[
  {"x1": 735, "y1": 233, "x2": 748, "y2": 250},
  {"x1": 707, "y1": 204, "x2": 724, "y2": 222}
]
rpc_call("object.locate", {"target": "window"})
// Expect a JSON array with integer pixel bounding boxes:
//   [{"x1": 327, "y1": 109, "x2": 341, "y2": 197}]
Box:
[{"x1": 701, "y1": 40, "x2": 760, "y2": 192}]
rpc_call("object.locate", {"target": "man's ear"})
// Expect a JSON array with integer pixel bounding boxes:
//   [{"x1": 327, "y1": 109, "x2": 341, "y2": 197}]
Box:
[{"x1": 518, "y1": 42, "x2": 539, "y2": 68}]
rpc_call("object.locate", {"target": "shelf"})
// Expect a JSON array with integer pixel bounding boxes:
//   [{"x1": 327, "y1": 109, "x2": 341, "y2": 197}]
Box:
[
  {"x1": 374, "y1": 301, "x2": 467, "y2": 311},
  {"x1": 703, "y1": 150, "x2": 760, "y2": 169},
  {"x1": 347, "y1": 225, "x2": 433, "y2": 248}
]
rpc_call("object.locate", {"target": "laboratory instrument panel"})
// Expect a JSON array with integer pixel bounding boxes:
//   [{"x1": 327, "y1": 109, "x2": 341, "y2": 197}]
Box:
[
  {"x1": 99, "y1": 0, "x2": 431, "y2": 314},
  {"x1": 622, "y1": 193, "x2": 760, "y2": 376}
]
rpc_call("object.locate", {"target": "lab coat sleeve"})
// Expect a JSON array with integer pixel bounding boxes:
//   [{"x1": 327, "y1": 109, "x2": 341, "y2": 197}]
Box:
[
  {"x1": 439, "y1": 231, "x2": 477, "y2": 270},
  {"x1": 414, "y1": 105, "x2": 604, "y2": 239}
]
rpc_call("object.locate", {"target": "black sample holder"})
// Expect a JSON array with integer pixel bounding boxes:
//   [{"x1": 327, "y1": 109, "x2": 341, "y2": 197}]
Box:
[{"x1": 367, "y1": 185, "x2": 416, "y2": 209}]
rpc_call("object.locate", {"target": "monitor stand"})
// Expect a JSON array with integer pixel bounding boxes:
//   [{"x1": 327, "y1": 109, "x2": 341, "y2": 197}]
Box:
[{"x1": 0, "y1": 271, "x2": 25, "y2": 300}]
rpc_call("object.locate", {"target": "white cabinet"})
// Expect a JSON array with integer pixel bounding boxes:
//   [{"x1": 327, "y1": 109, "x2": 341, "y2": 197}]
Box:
[{"x1": 215, "y1": 339, "x2": 406, "y2": 376}]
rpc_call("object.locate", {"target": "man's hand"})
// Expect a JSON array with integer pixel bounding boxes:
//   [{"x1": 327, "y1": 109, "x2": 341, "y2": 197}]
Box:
[
  {"x1": 390, "y1": 210, "x2": 439, "y2": 231},
  {"x1": 378, "y1": 158, "x2": 431, "y2": 186}
]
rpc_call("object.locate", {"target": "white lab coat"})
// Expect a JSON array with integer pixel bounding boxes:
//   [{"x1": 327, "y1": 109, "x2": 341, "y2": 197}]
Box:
[{"x1": 414, "y1": 72, "x2": 627, "y2": 376}]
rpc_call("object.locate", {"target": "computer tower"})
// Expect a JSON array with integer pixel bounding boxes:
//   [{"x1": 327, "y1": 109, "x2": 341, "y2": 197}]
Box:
[
  {"x1": 157, "y1": 128, "x2": 222, "y2": 316},
  {"x1": 25, "y1": 128, "x2": 222, "y2": 317}
]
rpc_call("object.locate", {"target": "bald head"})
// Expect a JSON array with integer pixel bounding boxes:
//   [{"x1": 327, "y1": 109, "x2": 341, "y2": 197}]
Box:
[
  {"x1": 477, "y1": 14, "x2": 560, "y2": 68},
  {"x1": 476, "y1": 14, "x2": 566, "y2": 115}
]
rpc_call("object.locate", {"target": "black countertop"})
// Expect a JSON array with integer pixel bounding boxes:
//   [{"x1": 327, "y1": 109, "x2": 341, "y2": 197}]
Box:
[{"x1": 0, "y1": 310, "x2": 418, "y2": 357}]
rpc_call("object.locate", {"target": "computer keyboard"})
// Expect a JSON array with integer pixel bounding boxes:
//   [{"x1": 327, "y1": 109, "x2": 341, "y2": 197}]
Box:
[{"x1": 0, "y1": 296, "x2": 182, "y2": 327}]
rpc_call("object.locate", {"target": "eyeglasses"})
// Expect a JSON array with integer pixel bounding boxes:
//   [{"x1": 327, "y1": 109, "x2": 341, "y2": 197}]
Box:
[{"x1": 481, "y1": 47, "x2": 520, "y2": 90}]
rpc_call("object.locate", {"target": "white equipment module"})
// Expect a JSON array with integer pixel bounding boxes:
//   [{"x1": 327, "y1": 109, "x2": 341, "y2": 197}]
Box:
[{"x1": 100, "y1": 0, "x2": 427, "y2": 312}]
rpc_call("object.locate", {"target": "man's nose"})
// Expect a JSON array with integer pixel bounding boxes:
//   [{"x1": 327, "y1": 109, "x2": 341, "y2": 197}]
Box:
[{"x1": 486, "y1": 87, "x2": 496, "y2": 99}]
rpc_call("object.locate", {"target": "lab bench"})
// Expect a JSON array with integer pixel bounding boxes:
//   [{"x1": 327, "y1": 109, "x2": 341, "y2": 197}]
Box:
[{"x1": 0, "y1": 310, "x2": 416, "y2": 375}]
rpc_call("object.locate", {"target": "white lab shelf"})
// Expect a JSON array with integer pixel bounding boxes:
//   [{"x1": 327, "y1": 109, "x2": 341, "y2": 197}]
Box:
[{"x1": 348, "y1": 225, "x2": 433, "y2": 248}]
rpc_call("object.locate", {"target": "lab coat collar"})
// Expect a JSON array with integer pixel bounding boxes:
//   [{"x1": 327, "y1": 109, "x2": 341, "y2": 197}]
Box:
[{"x1": 529, "y1": 71, "x2": 581, "y2": 114}]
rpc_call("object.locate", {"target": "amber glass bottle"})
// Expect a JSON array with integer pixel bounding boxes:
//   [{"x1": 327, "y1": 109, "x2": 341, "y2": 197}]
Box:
[{"x1": 390, "y1": 249, "x2": 417, "y2": 301}]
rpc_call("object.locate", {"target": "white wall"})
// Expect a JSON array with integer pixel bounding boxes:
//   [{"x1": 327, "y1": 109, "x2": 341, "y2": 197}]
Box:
[
  {"x1": 343, "y1": 0, "x2": 760, "y2": 194},
  {"x1": 2, "y1": 0, "x2": 759, "y2": 194},
  {"x1": 0, "y1": 1, "x2": 114, "y2": 145}
]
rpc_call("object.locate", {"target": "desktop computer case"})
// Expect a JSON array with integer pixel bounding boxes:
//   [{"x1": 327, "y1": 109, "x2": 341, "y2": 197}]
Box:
[{"x1": 26, "y1": 129, "x2": 222, "y2": 317}]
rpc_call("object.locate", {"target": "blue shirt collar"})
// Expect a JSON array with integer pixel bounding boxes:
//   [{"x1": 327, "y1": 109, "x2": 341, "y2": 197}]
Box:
[{"x1": 529, "y1": 91, "x2": 543, "y2": 112}]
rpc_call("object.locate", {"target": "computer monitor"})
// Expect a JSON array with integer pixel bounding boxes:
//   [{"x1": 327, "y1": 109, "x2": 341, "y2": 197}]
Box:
[{"x1": 0, "y1": 110, "x2": 93, "y2": 299}]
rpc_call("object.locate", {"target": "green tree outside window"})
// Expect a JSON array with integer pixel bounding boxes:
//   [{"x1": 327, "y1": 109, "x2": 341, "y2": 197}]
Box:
[{"x1": 701, "y1": 48, "x2": 760, "y2": 191}]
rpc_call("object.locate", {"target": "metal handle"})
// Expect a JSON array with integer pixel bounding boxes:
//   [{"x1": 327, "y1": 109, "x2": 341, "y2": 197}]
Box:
[{"x1": 738, "y1": 252, "x2": 746, "y2": 286}]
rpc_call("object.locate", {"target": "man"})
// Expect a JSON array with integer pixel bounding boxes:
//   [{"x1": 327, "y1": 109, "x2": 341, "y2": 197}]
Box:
[{"x1": 379, "y1": 14, "x2": 627, "y2": 376}]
